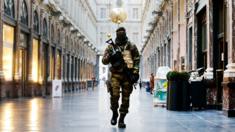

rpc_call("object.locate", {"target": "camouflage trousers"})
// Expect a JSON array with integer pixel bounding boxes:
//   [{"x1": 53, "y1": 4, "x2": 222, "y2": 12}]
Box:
[{"x1": 109, "y1": 72, "x2": 133, "y2": 114}]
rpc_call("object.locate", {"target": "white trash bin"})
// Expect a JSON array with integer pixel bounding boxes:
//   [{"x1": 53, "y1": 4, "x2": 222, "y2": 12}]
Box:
[
  {"x1": 52, "y1": 80, "x2": 63, "y2": 98},
  {"x1": 153, "y1": 66, "x2": 171, "y2": 106}
]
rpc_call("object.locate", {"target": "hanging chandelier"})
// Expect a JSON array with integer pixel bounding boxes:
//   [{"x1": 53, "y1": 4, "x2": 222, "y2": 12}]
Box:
[{"x1": 109, "y1": 0, "x2": 127, "y2": 24}]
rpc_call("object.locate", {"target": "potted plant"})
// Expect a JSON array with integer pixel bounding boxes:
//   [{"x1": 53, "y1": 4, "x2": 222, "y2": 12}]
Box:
[
  {"x1": 166, "y1": 71, "x2": 180, "y2": 110},
  {"x1": 179, "y1": 72, "x2": 190, "y2": 111},
  {"x1": 166, "y1": 71, "x2": 191, "y2": 111}
]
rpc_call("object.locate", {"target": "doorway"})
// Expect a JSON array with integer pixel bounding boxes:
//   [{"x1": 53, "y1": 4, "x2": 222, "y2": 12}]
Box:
[
  {"x1": 213, "y1": 0, "x2": 227, "y2": 105},
  {"x1": 19, "y1": 48, "x2": 27, "y2": 96},
  {"x1": 18, "y1": 32, "x2": 29, "y2": 97},
  {"x1": 43, "y1": 44, "x2": 49, "y2": 95}
]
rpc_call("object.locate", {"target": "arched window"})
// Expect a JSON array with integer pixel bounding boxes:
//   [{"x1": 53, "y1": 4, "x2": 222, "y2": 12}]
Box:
[
  {"x1": 4, "y1": 0, "x2": 15, "y2": 18},
  {"x1": 33, "y1": 11, "x2": 39, "y2": 33},
  {"x1": 20, "y1": 0, "x2": 28, "y2": 25},
  {"x1": 43, "y1": 19, "x2": 48, "y2": 38}
]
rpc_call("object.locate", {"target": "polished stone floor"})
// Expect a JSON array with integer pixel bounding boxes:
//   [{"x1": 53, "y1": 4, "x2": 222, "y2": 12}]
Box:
[{"x1": 0, "y1": 82, "x2": 235, "y2": 132}]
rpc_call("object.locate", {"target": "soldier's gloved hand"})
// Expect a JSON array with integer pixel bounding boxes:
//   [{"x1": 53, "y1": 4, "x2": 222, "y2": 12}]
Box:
[
  {"x1": 110, "y1": 51, "x2": 123, "y2": 63},
  {"x1": 130, "y1": 73, "x2": 139, "y2": 84}
]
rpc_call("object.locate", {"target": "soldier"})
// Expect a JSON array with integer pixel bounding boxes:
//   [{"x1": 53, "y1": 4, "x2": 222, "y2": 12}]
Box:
[{"x1": 102, "y1": 27, "x2": 140, "y2": 128}]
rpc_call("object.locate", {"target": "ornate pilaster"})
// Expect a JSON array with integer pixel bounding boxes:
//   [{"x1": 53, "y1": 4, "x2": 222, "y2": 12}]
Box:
[
  {"x1": 27, "y1": 0, "x2": 34, "y2": 83},
  {"x1": 222, "y1": 0, "x2": 235, "y2": 117},
  {"x1": 204, "y1": 67, "x2": 217, "y2": 108},
  {"x1": 208, "y1": 0, "x2": 214, "y2": 68}
]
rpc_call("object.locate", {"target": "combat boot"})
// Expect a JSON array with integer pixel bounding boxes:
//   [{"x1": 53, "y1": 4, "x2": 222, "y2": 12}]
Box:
[
  {"x1": 118, "y1": 114, "x2": 126, "y2": 128},
  {"x1": 111, "y1": 111, "x2": 118, "y2": 125}
]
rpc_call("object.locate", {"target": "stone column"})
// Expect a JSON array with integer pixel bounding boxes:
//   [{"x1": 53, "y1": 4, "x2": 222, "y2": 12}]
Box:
[
  {"x1": 13, "y1": 0, "x2": 21, "y2": 97},
  {"x1": 204, "y1": 0, "x2": 217, "y2": 108},
  {"x1": 204, "y1": 0, "x2": 214, "y2": 77},
  {"x1": 68, "y1": 54, "x2": 71, "y2": 82},
  {"x1": 222, "y1": 0, "x2": 235, "y2": 117},
  {"x1": 28, "y1": 1, "x2": 33, "y2": 80},
  {"x1": 78, "y1": 57, "x2": 80, "y2": 82},
  {"x1": 40, "y1": 36, "x2": 45, "y2": 96},
  {"x1": 28, "y1": 1, "x2": 34, "y2": 96}
]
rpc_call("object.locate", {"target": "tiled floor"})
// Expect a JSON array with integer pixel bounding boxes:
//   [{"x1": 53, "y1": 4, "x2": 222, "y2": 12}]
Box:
[{"x1": 0, "y1": 82, "x2": 235, "y2": 132}]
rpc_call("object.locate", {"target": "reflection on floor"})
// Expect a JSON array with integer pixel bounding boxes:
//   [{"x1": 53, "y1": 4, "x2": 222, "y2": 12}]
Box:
[{"x1": 0, "y1": 81, "x2": 235, "y2": 132}]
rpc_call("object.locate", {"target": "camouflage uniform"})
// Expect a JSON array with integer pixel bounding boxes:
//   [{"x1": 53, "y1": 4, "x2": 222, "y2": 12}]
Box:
[{"x1": 102, "y1": 42, "x2": 140, "y2": 114}]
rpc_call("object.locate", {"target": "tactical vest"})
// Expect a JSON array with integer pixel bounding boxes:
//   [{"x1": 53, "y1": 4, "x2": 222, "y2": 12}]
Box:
[
  {"x1": 111, "y1": 41, "x2": 134, "y2": 70},
  {"x1": 122, "y1": 42, "x2": 133, "y2": 69}
]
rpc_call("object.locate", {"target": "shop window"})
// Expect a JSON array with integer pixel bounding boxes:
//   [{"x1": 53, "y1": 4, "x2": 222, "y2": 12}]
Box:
[
  {"x1": 74, "y1": 58, "x2": 77, "y2": 80},
  {"x1": 43, "y1": 19, "x2": 48, "y2": 38},
  {"x1": 20, "y1": 0, "x2": 28, "y2": 25},
  {"x1": 218, "y1": 0, "x2": 224, "y2": 34},
  {"x1": 56, "y1": 51, "x2": 61, "y2": 79},
  {"x1": 188, "y1": 28, "x2": 193, "y2": 70},
  {"x1": 63, "y1": 55, "x2": 66, "y2": 80},
  {"x1": 161, "y1": 46, "x2": 164, "y2": 66},
  {"x1": 32, "y1": 39, "x2": 39, "y2": 82},
  {"x1": 50, "y1": 47, "x2": 55, "y2": 80},
  {"x1": 167, "y1": 40, "x2": 171, "y2": 67},
  {"x1": 197, "y1": 9, "x2": 207, "y2": 69},
  {"x1": 67, "y1": 55, "x2": 70, "y2": 80},
  {"x1": 42, "y1": 44, "x2": 49, "y2": 81},
  {"x1": 200, "y1": 22, "x2": 207, "y2": 69},
  {"x1": 3, "y1": 24, "x2": 14, "y2": 81},
  {"x1": 71, "y1": 57, "x2": 74, "y2": 80},
  {"x1": 18, "y1": 33, "x2": 28, "y2": 82},
  {"x1": 4, "y1": 0, "x2": 15, "y2": 18},
  {"x1": 33, "y1": 11, "x2": 39, "y2": 33}
]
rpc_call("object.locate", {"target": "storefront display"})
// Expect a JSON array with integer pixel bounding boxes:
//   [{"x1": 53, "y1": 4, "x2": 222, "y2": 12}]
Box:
[
  {"x1": 56, "y1": 51, "x2": 61, "y2": 79},
  {"x1": 32, "y1": 39, "x2": 39, "y2": 82},
  {"x1": 153, "y1": 66, "x2": 171, "y2": 106},
  {"x1": 50, "y1": 47, "x2": 55, "y2": 80},
  {"x1": 2, "y1": 24, "x2": 14, "y2": 81}
]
